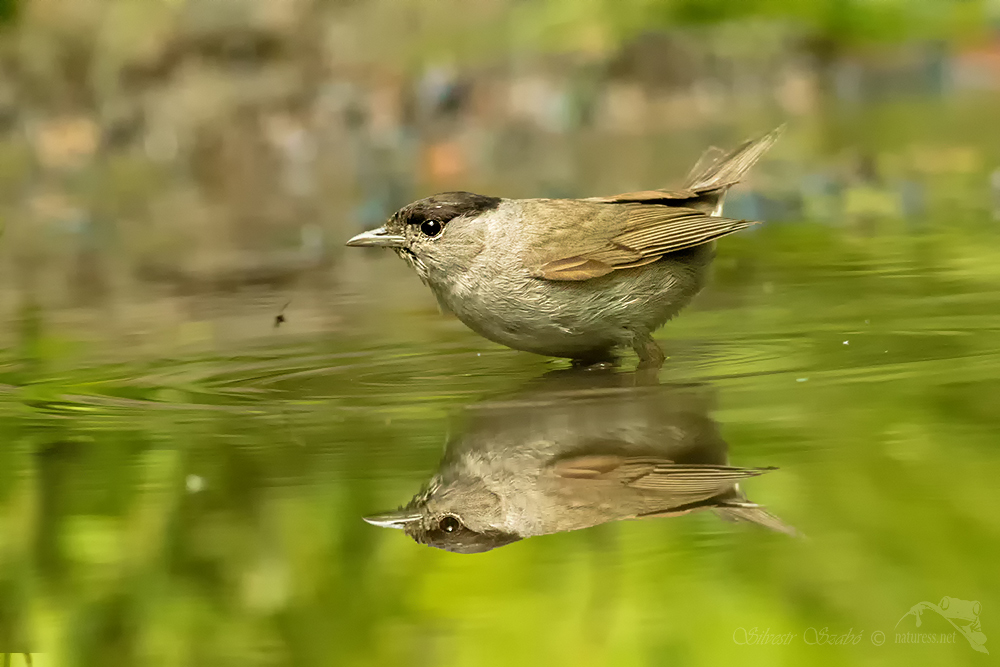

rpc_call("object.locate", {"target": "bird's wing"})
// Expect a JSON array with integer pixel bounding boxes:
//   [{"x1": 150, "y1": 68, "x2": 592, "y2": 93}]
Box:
[
  {"x1": 523, "y1": 127, "x2": 783, "y2": 281},
  {"x1": 525, "y1": 201, "x2": 755, "y2": 281},
  {"x1": 551, "y1": 454, "x2": 773, "y2": 506},
  {"x1": 585, "y1": 189, "x2": 699, "y2": 204}
]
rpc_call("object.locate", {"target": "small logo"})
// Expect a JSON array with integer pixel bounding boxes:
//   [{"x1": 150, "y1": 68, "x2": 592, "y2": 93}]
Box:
[{"x1": 895, "y1": 597, "x2": 988, "y2": 654}]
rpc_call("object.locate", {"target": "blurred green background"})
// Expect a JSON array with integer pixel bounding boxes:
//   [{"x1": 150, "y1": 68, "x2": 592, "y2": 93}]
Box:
[{"x1": 1, "y1": 0, "x2": 1000, "y2": 665}]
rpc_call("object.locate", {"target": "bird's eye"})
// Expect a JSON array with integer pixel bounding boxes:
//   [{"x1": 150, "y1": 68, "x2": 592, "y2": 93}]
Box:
[
  {"x1": 439, "y1": 516, "x2": 461, "y2": 533},
  {"x1": 420, "y1": 220, "x2": 443, "y2": 237}
]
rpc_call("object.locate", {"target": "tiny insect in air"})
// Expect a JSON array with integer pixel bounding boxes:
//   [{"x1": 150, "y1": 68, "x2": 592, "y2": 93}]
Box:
[{"x1": 274, "y1": 300, "x2": 291, "y2": 328}]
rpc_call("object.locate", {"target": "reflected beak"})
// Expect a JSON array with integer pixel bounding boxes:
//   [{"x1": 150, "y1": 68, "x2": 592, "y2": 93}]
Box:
[
  {"x1": 346, "y1": 227, "x2": 406, "y2": 248},
  {"x1": 363, "y1": 510, "x2": 422, "y2": 529}
]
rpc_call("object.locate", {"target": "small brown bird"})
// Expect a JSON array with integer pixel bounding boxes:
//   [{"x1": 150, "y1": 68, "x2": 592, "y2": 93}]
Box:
[
  {"x1": 348, "y1": 127, "x2": 782, "y2": 367},
  {"x1": 364, "y1": 370, "x2": 796, "y2": 553}
]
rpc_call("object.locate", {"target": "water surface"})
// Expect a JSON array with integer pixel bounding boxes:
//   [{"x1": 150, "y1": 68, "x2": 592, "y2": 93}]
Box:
[{"x1": 2, "y1": 217, "x2": 998, "y2": 666}]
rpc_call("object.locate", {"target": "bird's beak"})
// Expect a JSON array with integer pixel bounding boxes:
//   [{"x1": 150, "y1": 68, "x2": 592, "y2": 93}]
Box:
[
  {"x1": 346, "y1": 227, "x2": 406, "y2": 248},
  {"x1": 363, "y1": 510, "x2": 422, "y2": 529}
]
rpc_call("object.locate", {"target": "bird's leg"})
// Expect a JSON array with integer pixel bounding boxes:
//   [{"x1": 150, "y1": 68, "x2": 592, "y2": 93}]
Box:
[{"x1": 632, "y1": 333, "x2": 665, "y2": 370}]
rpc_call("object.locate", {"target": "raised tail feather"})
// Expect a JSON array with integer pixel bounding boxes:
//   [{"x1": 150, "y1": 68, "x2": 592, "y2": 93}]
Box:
[
  {"x1": 586, "y1": 125, "x2": 784, "y2": 214},
  {"x1": 684, "y1": 125, "x2": 784, "y2": 215},
  {"x1": 684, "y1": 125, "x2": 784, "y2": 193}
]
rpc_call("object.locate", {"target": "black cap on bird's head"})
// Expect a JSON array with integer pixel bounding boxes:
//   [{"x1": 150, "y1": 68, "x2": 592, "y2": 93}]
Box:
[
  {"x1": 363, "y1": 507, "x2": 522, "y2": 554},
  {"x1": 346, "y1": 192, "x2": 501, "y2": 248}
]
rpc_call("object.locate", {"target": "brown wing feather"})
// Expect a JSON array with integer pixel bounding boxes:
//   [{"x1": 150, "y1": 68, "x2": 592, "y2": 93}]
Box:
[
  {"x1": 534, "y1": 257, "x2": 615, "y2": 281},
  {"x1": 527, "y1": 126, "x2": 782, "y2": 281},
  {"x1": 586, "y1": 189, "x2": 698, "y2": 204},
  {"x1": 609, "y1": 209, "x2": 756, "y2": 256},
  {"x1": 532, "y1": 205, "x2": 756, "y2": 281}
]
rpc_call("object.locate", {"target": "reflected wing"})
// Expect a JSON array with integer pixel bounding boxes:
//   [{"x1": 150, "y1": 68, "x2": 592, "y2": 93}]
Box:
[
  {"x1": 529, "y1": 204, "x2": 755, "y2": 281},
  {"x1": 552, "y1": 454, "x2": 773, "y2": 506}
]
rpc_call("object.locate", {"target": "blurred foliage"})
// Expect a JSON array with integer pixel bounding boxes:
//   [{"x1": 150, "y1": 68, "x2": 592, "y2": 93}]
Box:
[
  {"x1": 0, "y1": 0, "x2": 17, "y2": 26},
  {"x1": 358, "y1": 0, "x2": 990, "y2": 58},
  {"x1": 0, "y1": 0, "x2": 992, "y2": 72},
  {"x1": 405, "y1": 0, "x2": 994, "y2": 60}
]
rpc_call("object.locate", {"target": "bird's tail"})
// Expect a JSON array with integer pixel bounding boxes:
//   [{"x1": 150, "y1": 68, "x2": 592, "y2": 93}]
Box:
[
  {"x1": 713, "y1": 500, "x2": 800, "y2": 537},
  {"x1": 682, "y1": 125, "x2": 784, "y2": 214}
]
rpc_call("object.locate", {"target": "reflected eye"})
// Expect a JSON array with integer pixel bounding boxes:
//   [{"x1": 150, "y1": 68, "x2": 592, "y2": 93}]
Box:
[
  {"x1": 420, "y1": 220, "x2": 442, "y2": 237},
  {"x1": 439, "y1": 516, "x2": 461, "y2": 533}
]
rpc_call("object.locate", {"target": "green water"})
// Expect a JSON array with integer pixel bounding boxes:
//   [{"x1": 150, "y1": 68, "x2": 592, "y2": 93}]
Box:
[{"x1": 1, "y1": 216, "x2": 998, "y2": 666}]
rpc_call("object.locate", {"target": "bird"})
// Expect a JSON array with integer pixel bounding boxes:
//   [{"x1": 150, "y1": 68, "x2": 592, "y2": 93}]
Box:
[
  {"x1": 347, "y1": 127, "x2": 783, "y2": 367},
  {"x1": 363, "y1": 370, "x2": 796, "y2": 553}
]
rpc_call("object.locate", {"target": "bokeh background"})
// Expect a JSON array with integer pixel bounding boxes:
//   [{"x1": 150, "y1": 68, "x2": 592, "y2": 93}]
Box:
[
  {"x1": 1, "y1": 1, "x2": 1000, "y2": 665},
  {"x1": 0, "y1": 0, "x2": 998, "y2": 343}
]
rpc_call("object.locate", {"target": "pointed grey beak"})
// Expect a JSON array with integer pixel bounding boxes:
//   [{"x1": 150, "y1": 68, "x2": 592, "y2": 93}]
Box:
[
  {"x1": 346, "y1": 227, "x2": 406, "y2": 248},
  {"x1": 363, "y1": 510, "x2": 422, "y2": 529}
]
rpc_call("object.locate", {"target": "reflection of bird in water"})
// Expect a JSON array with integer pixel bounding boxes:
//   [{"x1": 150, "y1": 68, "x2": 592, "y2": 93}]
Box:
[{"x1": 365, "y1": 370, "x2": 796, "y2": 553}]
